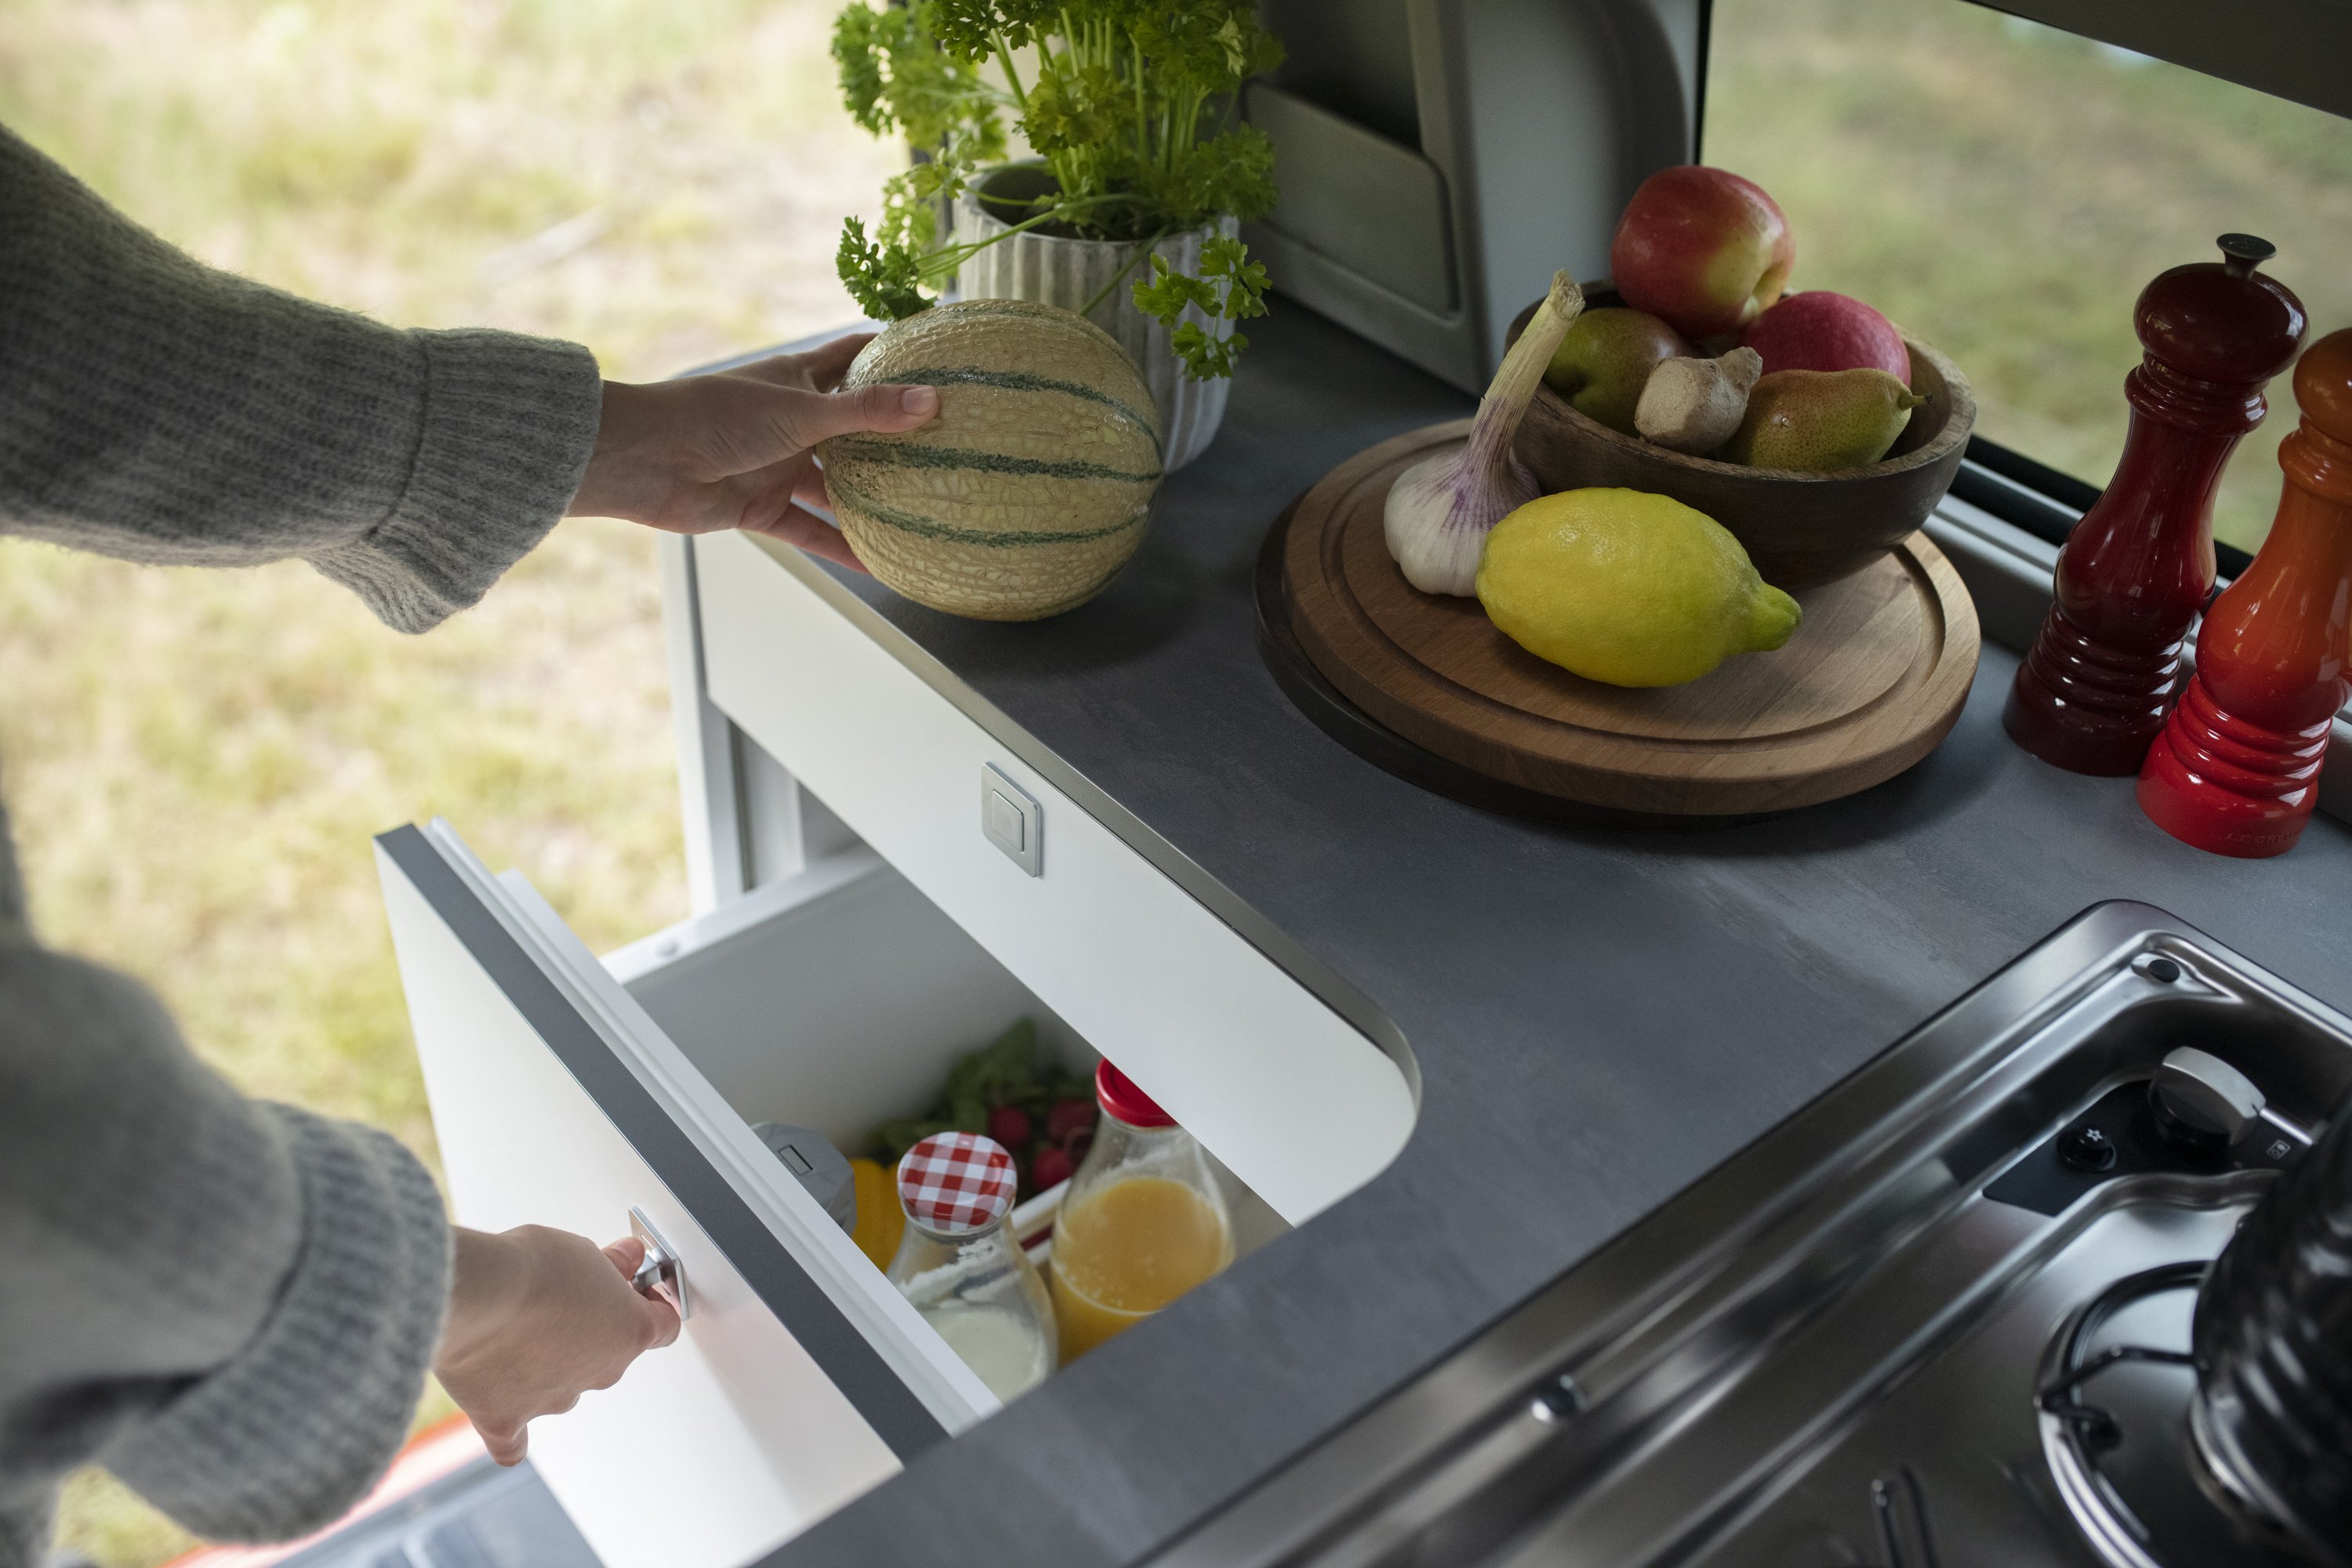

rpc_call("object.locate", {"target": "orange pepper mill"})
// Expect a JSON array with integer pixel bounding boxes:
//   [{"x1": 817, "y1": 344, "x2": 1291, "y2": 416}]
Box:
[{"x1": 2138, "y1": 328, "x2": 2352, "y2": 857}]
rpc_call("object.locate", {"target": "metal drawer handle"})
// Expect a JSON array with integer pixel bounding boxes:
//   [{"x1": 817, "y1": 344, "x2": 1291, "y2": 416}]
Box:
[{"x1": 629, "y1": 1205, "x2": 693, "y2": 1322}]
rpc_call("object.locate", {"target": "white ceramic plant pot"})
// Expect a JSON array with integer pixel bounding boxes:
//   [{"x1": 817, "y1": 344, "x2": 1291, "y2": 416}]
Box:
[{"x1": 954, "y1": 174, "x2": 1236, "y2": 471}]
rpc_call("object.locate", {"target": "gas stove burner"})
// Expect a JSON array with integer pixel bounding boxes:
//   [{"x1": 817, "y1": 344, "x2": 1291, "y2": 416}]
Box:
[{"x1": 2038, "y1": 1265, "x2": 2321, "y2": 1568}]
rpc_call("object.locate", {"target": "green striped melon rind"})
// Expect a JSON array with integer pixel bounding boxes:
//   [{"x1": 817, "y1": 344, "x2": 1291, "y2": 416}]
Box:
[
  {"x1": 818, "y1": 299, "x2": 1164, "y2": 619},
  {"x1": 837, "y1": 502, "x2": 1144, "y2": 621},
  {"x1": 875, "y1": 367, "x2": 1163, "y2": 464},
  {"x1": 822, "y1": 438, "x2": 1160, "y2": 488}
]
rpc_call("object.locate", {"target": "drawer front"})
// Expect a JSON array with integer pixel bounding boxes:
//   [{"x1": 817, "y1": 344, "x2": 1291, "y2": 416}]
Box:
[
  {"x1": 376, "y1": 825, "x2": 966, "y2": 1568},
  {"x1": 695, "y1": 532, "x2": 1417, "y2": 1225}
]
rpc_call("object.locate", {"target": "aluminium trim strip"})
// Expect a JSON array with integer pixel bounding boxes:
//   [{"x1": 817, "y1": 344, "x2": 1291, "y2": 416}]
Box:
[{"x1": 376, "y1": 822, "x2": 952, "y2": 1461}]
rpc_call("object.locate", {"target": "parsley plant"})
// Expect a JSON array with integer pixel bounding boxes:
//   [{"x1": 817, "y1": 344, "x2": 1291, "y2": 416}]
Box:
[{"x1": 833, "y1": 0, "x2": 1281, "y2": 379}]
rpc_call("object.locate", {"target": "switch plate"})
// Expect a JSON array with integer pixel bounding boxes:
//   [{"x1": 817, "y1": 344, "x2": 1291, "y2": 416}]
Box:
[{"x1": 981, "y1": 763, "x2": 1042, "y2": 876}]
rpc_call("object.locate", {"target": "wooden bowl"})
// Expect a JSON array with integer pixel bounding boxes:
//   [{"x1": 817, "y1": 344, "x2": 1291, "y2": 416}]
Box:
[{"x1": 1505, "y1": 289, "x2": 1976, "y2": 590}]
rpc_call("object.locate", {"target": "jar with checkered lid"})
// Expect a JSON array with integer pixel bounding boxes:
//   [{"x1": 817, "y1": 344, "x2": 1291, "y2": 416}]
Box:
[
  {"x1": 887, "y1": 1131, "x2": 1057, "y2": 1401},
  {"x1": 1047, "y1": 1061, "x2": 1234, "y2": 1362}
]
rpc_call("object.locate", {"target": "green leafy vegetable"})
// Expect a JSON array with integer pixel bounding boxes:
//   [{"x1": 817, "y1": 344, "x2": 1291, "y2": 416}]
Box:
[
  {"x1": 829, "y1": 0, "x2": 1282, "y2": 374},
  {"x1": 867, "y1": 1018, "x2": 1094, "y2": 1166}
]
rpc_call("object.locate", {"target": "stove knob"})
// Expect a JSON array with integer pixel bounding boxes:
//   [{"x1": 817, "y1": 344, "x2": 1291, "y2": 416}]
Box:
[
  {"x1": 2059, "y1": 1123, "x2": 2119, "y2": 1172},
  {"x1": 2150, "y1": 1047, "x2": 2266, "y2": 1154}
]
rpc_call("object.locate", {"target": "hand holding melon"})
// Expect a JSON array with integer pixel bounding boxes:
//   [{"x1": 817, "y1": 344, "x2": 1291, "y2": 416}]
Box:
[
  {"x1": 568, "y1": 332, "x2": 941, "y2": 569},
  {"x1": 819, "y1": 300, "x2": 1167, "y2": 621}
]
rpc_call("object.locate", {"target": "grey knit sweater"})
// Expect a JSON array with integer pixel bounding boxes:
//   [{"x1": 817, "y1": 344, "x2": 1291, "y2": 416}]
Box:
[{"x1": 0, "y1": 122, "x2": 604, "y2": 1563}]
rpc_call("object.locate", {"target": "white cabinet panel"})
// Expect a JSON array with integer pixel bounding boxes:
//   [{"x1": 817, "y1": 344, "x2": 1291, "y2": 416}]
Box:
[
  {"x1": 693, "y1": 531, "x2": 1417, "y2": 1225},
  {"x1": 376, "y1": 826, "x2": 967, "y2": 1568}
]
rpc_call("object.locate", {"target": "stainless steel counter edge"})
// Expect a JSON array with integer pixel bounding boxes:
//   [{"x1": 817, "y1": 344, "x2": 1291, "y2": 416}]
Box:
[{"x1": 1142, "y1": 898, "x2": 2352, "y2": 1566}]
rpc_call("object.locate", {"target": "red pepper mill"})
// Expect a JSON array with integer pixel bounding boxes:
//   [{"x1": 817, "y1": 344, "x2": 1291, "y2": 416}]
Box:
[
  {"x1": 2139, "y1": 328, "x2": 2352, "y2": 857},
  {"x1": 2005, "y1": 235, "x2": 2307, "y2": 774}
]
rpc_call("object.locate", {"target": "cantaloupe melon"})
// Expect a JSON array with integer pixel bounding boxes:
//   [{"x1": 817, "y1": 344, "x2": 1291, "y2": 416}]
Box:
[{"x1": 818, "y1": 299, "x2": 1164, "y2": 621}]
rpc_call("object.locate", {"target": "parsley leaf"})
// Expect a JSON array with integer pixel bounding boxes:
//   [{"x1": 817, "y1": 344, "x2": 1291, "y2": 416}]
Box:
[{"x1": 833, "y1": 1, "x2": 1285, "y2": 374}]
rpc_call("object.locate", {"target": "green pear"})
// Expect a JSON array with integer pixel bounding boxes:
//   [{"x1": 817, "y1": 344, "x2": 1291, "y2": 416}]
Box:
[
  {"x1": 1544, "y1": 308, "x2": 1693, "y2": 435},
  {"x1": 1721, "y1": 368, "x2": 1927, "y2": 471}
]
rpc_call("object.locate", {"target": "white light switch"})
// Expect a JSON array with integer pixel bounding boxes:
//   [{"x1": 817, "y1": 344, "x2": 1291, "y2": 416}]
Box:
[
  {"x1": 981, "y1": 764, "x2": 1043, "y2": 876},
  {"x1": 986, "y1": 791, "x2": 1025, "y2": 850}
]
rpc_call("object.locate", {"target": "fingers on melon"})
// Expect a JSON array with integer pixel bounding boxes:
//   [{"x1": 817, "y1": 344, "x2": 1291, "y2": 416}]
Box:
[{"x1": 820, "y1": 300, "x2": 1167, "y2": 621}]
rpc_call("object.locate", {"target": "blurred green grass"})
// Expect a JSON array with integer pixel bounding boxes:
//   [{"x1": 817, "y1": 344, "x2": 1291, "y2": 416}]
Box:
[
  {"x1": 1709, "y1": 0, "x2": 2352, "y2": 552},
  {"x1": 2, "y1": 2, "x2": 894, "y2": 1563}
]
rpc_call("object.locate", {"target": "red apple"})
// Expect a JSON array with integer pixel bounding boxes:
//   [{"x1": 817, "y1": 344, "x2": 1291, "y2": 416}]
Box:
[
  {"x1": 1739, "y1": 291, "x2": 1911, "y2": 382},
  {"x1": 1610, "y1": 166, "x2": 1795, "y2": 341}
]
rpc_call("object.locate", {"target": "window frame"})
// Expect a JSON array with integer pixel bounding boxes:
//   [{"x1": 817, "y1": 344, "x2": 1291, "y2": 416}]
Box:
[{"x1": 1690, "y1": 0, "x2": 2277, "y2": 583}]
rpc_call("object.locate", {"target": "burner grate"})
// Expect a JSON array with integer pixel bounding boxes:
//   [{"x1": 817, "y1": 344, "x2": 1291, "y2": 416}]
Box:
[{"x1": 2037, "y1": 1264, "x2": 2318, "y2": 1568}]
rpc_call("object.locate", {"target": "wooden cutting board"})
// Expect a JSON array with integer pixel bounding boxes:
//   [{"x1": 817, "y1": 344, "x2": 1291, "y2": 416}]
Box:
[{"x1": 1281, "y1": 421, "x2": 1981, "y2": 816}]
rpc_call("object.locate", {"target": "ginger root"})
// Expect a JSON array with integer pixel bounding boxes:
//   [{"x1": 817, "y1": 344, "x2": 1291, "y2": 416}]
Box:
[{"x1": 1635, "y1": 347, "x2": 1763, "y2": 456}]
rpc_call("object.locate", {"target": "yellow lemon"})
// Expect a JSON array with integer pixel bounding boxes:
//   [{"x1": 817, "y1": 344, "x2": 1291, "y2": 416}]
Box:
[{"x1": 1475, "y1": 488, "x2": 1800, "y2": 688}]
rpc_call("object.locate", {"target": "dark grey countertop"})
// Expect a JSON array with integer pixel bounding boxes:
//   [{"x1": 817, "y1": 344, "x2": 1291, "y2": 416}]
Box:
[{"x1": 779, "y1": 303, "x2": 2352, "y2": 1565}]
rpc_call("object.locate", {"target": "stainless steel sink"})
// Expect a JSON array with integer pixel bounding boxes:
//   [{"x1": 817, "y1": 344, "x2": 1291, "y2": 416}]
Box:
[{"x1": 1149, "y1": 902, "x2": 2352, "y2": 1568}]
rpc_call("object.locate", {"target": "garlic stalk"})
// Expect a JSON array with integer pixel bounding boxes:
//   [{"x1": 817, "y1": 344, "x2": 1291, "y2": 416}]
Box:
[{"x1": 1385, "y1": 270, "x2": 1584, "y2": 595}]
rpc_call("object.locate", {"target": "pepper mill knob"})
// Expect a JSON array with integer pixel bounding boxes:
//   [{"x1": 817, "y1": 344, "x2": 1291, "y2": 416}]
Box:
[
  {"x1": 2217, "y1": 233, "x2": 2277, "y2": 278},
  {"x1": 2005, "y1": 238, "x2": 2307, "y2": 775},
  {"x1": 2132, "y1": 235, "x2": 2307, "y2": 391},
  {"x1": 2138, "y1": 328, "x2": 2352, "y2": 856}
]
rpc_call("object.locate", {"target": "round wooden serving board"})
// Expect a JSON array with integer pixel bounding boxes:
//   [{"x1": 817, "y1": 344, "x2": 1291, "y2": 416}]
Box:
[{"x1": 1281, "y1": 422, "x2": 1982, "y2": 816}]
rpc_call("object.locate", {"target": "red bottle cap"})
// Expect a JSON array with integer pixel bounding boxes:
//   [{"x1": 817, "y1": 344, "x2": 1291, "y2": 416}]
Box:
[
  {"x1": 1095, "y1": 1059, "x2": 1176, "y2": 1128},
  {"x1": 897, "y1": 1132, "x2": 1018, "y2": 1234}
]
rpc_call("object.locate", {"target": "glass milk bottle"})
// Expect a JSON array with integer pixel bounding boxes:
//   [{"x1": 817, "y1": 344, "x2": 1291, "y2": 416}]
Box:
[
  {"x1": 1048, "y1": 1061, "x2": 1235, "y2": 1362},
  {"x1": 887, "y1": 1132, "x2": 1057, "y2": 1402}
]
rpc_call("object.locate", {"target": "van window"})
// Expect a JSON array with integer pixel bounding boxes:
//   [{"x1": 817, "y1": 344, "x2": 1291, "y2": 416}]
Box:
[{"x1": 1704, "y1": 0, "x2": 2352, "y2": 551}]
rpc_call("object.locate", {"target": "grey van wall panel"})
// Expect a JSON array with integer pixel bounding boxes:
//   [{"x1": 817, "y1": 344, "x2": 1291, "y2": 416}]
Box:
[
  {"x1": 1249, "y1": 0, "x2": 1702, "y2": 392},
  {"x1": 1259, "y1": 0, "x2": 1423, "y2": 147},
  {"x1": 1248, "y1": 85, "x2": 1457, "y2": 312}
]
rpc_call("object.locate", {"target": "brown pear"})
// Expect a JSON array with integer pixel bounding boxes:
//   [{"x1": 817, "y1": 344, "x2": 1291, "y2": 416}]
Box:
[{"x1": 1722, "y1": 368, "x2": 1926, "y2": 471}]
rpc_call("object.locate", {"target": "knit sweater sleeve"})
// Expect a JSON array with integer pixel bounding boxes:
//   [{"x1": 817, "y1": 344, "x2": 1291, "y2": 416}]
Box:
[
  {"x1": 0, "y1": 122, "x2": 603, "y2": 634},
  {"x1": 0, "y1": 926, "x2": 452, "y2": 1552}
]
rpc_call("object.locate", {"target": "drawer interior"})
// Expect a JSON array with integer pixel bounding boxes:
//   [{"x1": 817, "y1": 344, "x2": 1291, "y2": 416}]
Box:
[
  {"x1": 617, "y1": 855, "x2": 1097, "y2": 1160},
  {"x1": 606, "y1": 852, "x2": 1290, "y2": 1359}
]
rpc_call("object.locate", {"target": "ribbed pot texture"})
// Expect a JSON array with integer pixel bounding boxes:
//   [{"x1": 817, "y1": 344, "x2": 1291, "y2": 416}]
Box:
[
  {"x1": 955, "y1": 184, "x2": 1234, "y2": 471},
  {"x1": 2190, "y1": 1094, "x2": 2352, "y2": 1564}
]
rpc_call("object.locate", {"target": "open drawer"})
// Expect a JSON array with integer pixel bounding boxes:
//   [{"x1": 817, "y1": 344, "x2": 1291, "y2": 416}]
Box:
[
  {"x1": 376, "y1": 818, "x2": 1378, "y2": 1567},
  {"x1": 688, "y1": 530, "x2": 1417, "y2": 1225}
]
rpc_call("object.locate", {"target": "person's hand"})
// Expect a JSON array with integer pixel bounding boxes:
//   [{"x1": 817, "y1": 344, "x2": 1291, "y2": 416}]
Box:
[
  {"x1": 566, "y1": 333, "x2": 937, "y2": 571},
  {"x1": 435, "y1": 1225, "x2": 681, "y2": 1465}
]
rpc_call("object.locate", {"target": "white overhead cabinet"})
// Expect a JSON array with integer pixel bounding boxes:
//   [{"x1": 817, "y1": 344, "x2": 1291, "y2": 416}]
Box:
[{"x1": 376, "y1": 533, "x2": 1419, "y2": 1568}]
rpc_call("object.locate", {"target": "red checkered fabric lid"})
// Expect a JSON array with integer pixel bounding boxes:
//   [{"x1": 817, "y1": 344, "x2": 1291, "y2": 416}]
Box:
[{"x1": 897, "y1": 1132, "x2": 1018, "y2": 1235}]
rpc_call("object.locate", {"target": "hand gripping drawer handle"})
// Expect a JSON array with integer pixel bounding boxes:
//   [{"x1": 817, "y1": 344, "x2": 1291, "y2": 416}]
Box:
[{"x1": 628, "y1": 1206, "x2": 693, "y2": 1322}]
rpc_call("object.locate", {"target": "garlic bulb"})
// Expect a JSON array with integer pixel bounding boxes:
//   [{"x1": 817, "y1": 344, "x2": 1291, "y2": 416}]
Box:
[
  {"x1": 1385, "y1": 270, "x2": 1584, "y2": 596},
  {"x1": 1635, "y1": 347, "x2": 1762, "y2": 455}
]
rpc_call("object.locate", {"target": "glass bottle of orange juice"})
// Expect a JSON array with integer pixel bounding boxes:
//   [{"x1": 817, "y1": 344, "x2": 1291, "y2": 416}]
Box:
[{"x1": 1048, "y1": 1061, "x2": 1233, "y2": 1361}]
